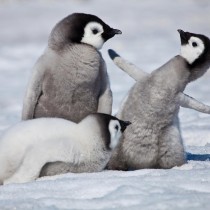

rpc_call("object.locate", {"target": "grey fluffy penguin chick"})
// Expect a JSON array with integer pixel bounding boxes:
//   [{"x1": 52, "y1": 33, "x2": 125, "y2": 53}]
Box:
[
  {"x1": 22, "y1": 13, "x2": 122, "y2": 122},
  {"x1": 0, "y1": 113, "x2": 131, "y2": 185},
  {"x1": 107, "y1": 30, "x2": 210, "y2": 170}
]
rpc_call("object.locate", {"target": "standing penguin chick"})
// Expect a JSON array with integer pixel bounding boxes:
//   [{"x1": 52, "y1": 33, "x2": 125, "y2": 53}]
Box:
[
  {"x1": 22, "y1": 13, "x2": 122, "y2": 122},
  {"x1": 0, "y1": 113, "x2": 130, "y2": 185},
  {"x1": 107, "y1": 30, "x2": 210, "y2": 170}
]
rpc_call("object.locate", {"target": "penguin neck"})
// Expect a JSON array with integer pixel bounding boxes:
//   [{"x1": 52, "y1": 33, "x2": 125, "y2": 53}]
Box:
[
  {"x1": 172, "y1": 55, "x2": 191, "y2": 91},
  {"x1": 179, "y1": 50, "x2": 210, "y2": 83},
  {"x1": 154, "y1": 55, "x2": 190, "y2": 91},
  {"x1": 186, "y1": 60, "x2": 210, "y2": 83}
]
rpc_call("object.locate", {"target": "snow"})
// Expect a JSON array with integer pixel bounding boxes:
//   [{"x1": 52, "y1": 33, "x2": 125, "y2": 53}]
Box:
[{"x1": 0, "y1": 0, "x2": 210, "y2": 209}]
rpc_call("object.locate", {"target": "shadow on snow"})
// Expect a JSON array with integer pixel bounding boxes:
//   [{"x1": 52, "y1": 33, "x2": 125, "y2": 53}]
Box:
[{"x1": 187, "y1": 152, "x2": 210, "y2": 161}]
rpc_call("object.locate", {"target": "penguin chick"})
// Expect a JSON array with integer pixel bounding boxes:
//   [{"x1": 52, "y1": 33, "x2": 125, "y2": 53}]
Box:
[
  {"x1": 22, "y1": 13, "x2": 122, "y2": 122},
  {"x1": 108, "y1": 48, "x2": 210, "y2": 114},
  {"x1": 107, "y1": 30, "x2": 210, "y2": 170},
  {"x1": 0, "y1": 113, "x2": 131, "y2": 185}
]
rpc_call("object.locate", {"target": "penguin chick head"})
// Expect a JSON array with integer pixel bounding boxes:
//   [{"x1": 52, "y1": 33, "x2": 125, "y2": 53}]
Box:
[
  {"x1": 108, "y1": 118, "x2": 131, "y2": 150},
  {"x1": 178, "y1": 29, "x2": 210, "y2": 81},
  {"x1": 178, "y1": 29, "x2": 210, "y2": 66},
  {"x1": 90, "y1": 113, "x2": 131, "y2": 150},
  {"x1": 49, "y1": 13, "x2": 122, "y2": 50}
]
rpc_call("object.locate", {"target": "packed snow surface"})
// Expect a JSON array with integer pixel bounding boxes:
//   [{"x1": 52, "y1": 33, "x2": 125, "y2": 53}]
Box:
[{"x1": 0, "y1": 0, "x2": 210, "y2": 209}]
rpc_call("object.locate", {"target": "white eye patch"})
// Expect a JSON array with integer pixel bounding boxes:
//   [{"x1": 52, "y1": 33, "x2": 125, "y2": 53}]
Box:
[
  {"x1": 108, "y1": 120, "x2": 122, "y2": 150},
  {"x1": 180, "y1": 36, "x2": 205, "y2": 64},
  {"x1": 81, "y1": 22, "x2": 104, "y2": 50}
]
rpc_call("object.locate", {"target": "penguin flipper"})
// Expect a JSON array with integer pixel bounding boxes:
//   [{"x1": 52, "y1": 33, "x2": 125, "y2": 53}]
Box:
[
  {"x1": 22, "y1": 56, "x2": 45, "y2": 120},
  {"x1": 108, "y1": 49, "x2": 149, "y2": 81},
  {"x1": 97, "y1": 58, "x2": 112, "y2": 114},
  {"x1": 179, "y1": 92, "x2": 210, "y2": 114}
]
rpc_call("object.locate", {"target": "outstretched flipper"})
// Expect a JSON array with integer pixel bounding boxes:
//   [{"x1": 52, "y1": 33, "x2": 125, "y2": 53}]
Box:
[
  {"x1": 108, "y1": 49, "x2": 149, "y2": 81},
  {"x1": 108, "y1": 49, "x2": 210, "y2": 115},
  {"x1": 97, "y1": 58, "x2": 112, "y2": 114},
  {"x1": 179, "y1": 92, "x2": 210, "y2": 114}
]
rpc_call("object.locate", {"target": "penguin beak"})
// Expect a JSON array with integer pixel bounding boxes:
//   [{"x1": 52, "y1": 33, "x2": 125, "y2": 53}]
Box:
[
  {"x1": 178, "y1": 29, "x2": 190, "y2": 45},
  {"x1": 120, "y1": 120, "x2": 132, "y2": 132},
  {"x1": 111, "y1": 28, "x2": 122, "y2": 35},
  {"x1": 102, "y1": 28, "x2": 122, "y2": 41}
]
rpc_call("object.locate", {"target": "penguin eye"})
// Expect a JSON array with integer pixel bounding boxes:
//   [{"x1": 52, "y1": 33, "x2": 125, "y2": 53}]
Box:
[
  {"x1": 192, "y1": 42, "x2": 198, "y2": 47},
  {"x1": 92, "y1": 28, "x2": 99, "y2": 35},
  {"x1": 115, "y1": 125, "x2": 119, "y2": 130}
]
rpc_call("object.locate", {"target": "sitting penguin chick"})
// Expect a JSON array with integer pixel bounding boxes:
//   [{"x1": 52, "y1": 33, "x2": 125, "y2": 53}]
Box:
[
  {"x1": 22, "y1": 13, "x2": 122, "y2": 122},
  {"x1": 0, "y1": 113, "x2": 131, "y2": 185},
  {"x1": 107, "y1": 30, "x2": 210, "y2": 170}
]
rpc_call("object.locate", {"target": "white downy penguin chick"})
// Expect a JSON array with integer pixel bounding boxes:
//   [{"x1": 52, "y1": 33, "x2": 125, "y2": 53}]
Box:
[
  {"x1": 22, "y1": 13, "x2": 122, "y2": 122},
  {"x1": 0, "y1": 113, "x2": 131, "y2": 185},
  {"x1": 107, "y1": 30, "x2": 210, "y2": 170}
]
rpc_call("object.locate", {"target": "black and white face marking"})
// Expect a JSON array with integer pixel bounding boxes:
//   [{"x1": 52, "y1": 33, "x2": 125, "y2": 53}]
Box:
[
  {"x1": 49, "y1": 13, "x2": 121, "y2": 50},
  {"x1": 81, "y1": 22, "x2": 105, "y2": 49},
  {"x1": 108, "y1": 119, "x2": 131, "y2": 150},
  {"x1": 81, "y1": 21, "x2": 122, "y2": 50},
  {"x1": 92, "y1": 113, "x2": 131, "y2": 150},
  {"x1": 181, "y1": 37, "x2": 205, "y2": 64},
  {"x1": 178, "y1": 29, "x2": 207, "y2": 65},
  {"x1": 108, "y1": 120, "x2": 123, "y2": 150}
]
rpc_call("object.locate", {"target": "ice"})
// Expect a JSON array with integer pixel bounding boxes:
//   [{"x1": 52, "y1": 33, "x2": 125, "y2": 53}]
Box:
[{"x1": 0, "y1": 0, "x2": 210, "y2": 209}]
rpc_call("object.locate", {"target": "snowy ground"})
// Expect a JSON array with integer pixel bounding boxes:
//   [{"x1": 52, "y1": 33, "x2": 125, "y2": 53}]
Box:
[{"x1": 0, "y1": 0, "x2": 210, "y2": 209}]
